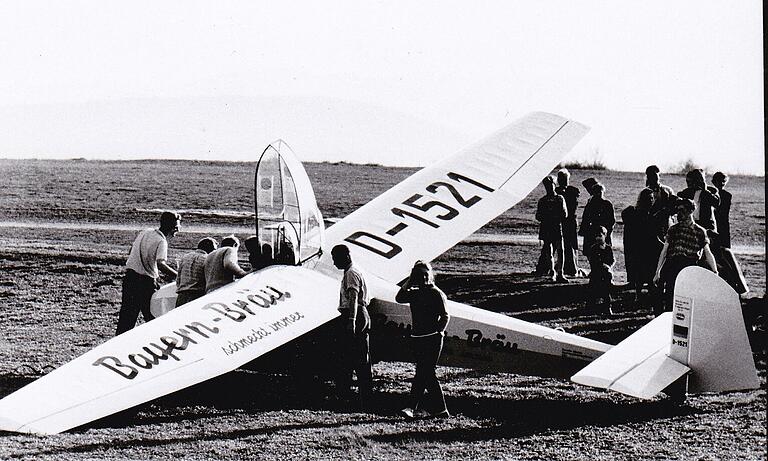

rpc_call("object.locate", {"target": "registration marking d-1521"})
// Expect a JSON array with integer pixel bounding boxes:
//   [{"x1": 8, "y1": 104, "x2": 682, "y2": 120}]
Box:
[{"x1": 344, "y1": 171, "x2": 495, "y2": 259}]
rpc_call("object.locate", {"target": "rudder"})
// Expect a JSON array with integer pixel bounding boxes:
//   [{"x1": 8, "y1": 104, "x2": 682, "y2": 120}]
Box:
[{"x1": 671, "y1": 266, "x2": 759, "y2": 393}]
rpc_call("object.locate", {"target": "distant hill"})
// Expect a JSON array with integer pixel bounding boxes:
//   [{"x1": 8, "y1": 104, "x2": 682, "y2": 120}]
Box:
[{"x1": 0, "y1": 96, "x2": 471, "y2": 167}]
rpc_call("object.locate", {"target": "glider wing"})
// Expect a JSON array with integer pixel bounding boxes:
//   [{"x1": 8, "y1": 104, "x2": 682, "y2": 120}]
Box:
[
  {"x1": 0, "y1": 266, "x2": 340, "y2": 434},
  {"x1": 319, "y1": 112, "x2": 589, "y2": 284}
]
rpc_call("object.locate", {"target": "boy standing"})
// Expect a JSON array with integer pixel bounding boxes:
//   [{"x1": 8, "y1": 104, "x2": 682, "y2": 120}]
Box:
[{"x1": 587, "y1": 226, "x2": 615, "y2": 315}]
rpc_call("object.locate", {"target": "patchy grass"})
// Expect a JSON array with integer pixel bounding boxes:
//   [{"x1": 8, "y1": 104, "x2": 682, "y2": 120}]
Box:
[{"x1": 0, "y1": 159, "x2": 765, "y2": 460}]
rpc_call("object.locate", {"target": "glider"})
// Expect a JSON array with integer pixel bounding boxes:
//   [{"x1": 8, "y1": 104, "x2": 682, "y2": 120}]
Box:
[{"x1": 0, "y1": 112, "x2": 758, "y2": 434}]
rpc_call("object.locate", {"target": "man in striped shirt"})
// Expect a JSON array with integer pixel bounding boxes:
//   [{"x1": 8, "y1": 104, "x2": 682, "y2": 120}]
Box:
[
  {"x1": 175, "y1": 237, "x2": 217, "y2": 307},
  {"x1": 654, "y1": 198, "x2": 718, "y2": 313}
]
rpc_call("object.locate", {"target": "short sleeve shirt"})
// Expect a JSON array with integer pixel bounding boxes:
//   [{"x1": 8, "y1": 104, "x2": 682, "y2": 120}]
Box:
[
  {"x1": 125, "y1": 228, "x2": 168, "y2": 279},
  {"x1": 340, "y1": 265, "x2": 369, "y2": 311},
  {"x1": 176, "y1": 249, "x2": 208, "y2": 293},
  {"x1": 666, "y1": 221, "x2": 709, "y2": 260},
  {"x1": 339, "y1": 264, "x2": 371, "y2": 333},
  {"x1": 204, "y1": 247, "x2": 239, "y2": 293}
]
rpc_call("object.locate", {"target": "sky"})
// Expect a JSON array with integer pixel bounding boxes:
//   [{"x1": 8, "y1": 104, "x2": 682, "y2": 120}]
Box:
[{"x1": 0, "y1": 1, "x2": 764, "y2": 174}]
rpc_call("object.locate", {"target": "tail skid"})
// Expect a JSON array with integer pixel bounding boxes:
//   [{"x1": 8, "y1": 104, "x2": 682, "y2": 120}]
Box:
[{"x1": 572, "y1": 267, "x2": 759, "y2": 399}]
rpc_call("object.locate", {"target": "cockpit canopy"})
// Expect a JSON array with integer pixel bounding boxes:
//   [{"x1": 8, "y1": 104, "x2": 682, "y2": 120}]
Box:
[{"x1": 253, "y1": 140, "x2": 325, "y2": 268}]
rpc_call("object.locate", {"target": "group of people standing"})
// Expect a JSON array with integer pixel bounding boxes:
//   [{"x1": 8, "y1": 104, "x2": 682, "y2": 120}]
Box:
[
  {"x1": 534, "y1": 169, "x2": 617, "y2": 312},
  {"x1": 114, "y1": 163, "x2": 737, "y2": 417},
  {"x1": 625, "y1": 166, "x2": 738, "y2": 314},
  {"x1": 331, "y1": 244, "x2": 451, "y2": 418},
  {"x1": 116, "y1": 213, "x2": 273, "y2": 335},
  {"x1": 115, "y1": 213, "x2": 452, "y2": 419},
  {"x1": 536, "y1": 165, "x2": 735, "y2": 315}
]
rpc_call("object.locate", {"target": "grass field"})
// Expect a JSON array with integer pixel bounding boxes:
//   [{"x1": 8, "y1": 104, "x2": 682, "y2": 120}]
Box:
[{"x1": 0, "y1": 159, "x2": 765, "y2": 460}]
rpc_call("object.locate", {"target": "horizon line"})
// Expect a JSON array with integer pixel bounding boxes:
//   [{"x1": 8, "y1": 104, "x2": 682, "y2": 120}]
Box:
[{"x1": 0, "y1": 156, "x2": 764, "y2": 177}]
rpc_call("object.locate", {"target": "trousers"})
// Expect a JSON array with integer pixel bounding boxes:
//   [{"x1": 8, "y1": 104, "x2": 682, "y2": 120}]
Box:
[
  {"x1": 410, "y1": 334, "x2": 447, "y2": 413},
  {"x1": 337, "y1": 329, "x2": 373, "y2": 401},
  {"x1": 536, "y1": 237, "x2": 564, "y2": 277},
  {"x1": 116, "y1": 269, "x2": 157, "y2": 335}
]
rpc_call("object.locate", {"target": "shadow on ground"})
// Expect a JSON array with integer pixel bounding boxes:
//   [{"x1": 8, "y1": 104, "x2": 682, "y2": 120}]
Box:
[
  {"x1": 78, "y1": 369, "x2": 695, "y2": 436},
  {"x1": 1, "y1": 367, "x2": 698, "y2": 457}
]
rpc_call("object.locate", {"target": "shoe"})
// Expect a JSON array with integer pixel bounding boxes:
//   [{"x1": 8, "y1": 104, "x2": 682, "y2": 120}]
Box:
[
  {"x1": 400, "y1": 407, "x2": 415, "y2": 419},
  {"x1": 430, "y1": 409, "x2": 451, "y2": 418},
  {"x1": 608, "y1": 307, "x2": 618, "y2": 316},
  {"x1": 555, "y1": 275, "x2": 569, "y2": 283}
]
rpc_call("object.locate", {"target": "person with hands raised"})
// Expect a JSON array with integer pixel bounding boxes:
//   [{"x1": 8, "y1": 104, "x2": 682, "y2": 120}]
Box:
[{"x1": 396, "y1": 261, "x2": 451, "y2": 419}]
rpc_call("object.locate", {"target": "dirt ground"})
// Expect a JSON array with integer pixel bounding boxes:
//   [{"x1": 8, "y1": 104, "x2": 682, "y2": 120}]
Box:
[{"x1": 0, "y1": 159, "x2": 765, "y2": 460}]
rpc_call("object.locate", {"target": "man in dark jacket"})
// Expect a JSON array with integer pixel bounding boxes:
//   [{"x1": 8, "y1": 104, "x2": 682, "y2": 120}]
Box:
[
  {"x1": 644, "y1": 165, "x2": 676, "y2": 241},
  {"x1": 712, "y1": 172, "x2": 732, "y2": 248},
  {"x1": 678, "y1": 169, "x2": 720, "y2": 240},
  {"x1": 579, "y1": 183, "x2": 615, "y2": 258}
]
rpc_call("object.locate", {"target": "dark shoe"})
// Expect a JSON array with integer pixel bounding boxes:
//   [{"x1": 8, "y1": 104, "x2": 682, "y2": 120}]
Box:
[{"x1": 555, "y1": 275, "x2": 570, "y2": 283}]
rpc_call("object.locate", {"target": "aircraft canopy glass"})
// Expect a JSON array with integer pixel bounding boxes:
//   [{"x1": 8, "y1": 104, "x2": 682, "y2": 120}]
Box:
[{"x1": 254, "y1": 140, "x2": 325, "y2": 268}]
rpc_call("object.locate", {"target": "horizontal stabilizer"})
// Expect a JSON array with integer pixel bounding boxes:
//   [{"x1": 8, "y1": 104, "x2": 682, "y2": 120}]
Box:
[{"x1": 571, "y1": 313, "x2": 689, "y2": 399}]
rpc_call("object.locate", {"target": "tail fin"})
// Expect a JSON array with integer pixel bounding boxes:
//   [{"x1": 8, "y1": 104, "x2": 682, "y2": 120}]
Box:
[
  {"x1": 572, "y1": 266, "x2": 758, "y2": 398},
  {"x1": 671, "y1": 266, "x2": 759, "y2": 393}
]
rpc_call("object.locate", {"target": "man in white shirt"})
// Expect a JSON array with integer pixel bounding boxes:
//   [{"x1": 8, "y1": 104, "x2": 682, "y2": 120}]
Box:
[
  {"x1": 204, "y1": 235, "x2": 248, "y2": 293},
  {"x1": 331, "y1": 244, "x2": 373, "y2": 408},
  {"x1": 116, "y1": 211, "x2": 181, "y2": 335}
]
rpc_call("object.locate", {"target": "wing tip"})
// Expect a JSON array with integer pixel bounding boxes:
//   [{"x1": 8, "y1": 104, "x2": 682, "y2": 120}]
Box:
[{"x1": 525, "y1": 111, "x2": 590, "y2": 134}]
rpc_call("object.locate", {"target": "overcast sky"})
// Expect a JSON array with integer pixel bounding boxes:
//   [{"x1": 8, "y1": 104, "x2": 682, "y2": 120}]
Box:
[{"x1": 0, "y1": 1, "x2": 763, "y2": 174}]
